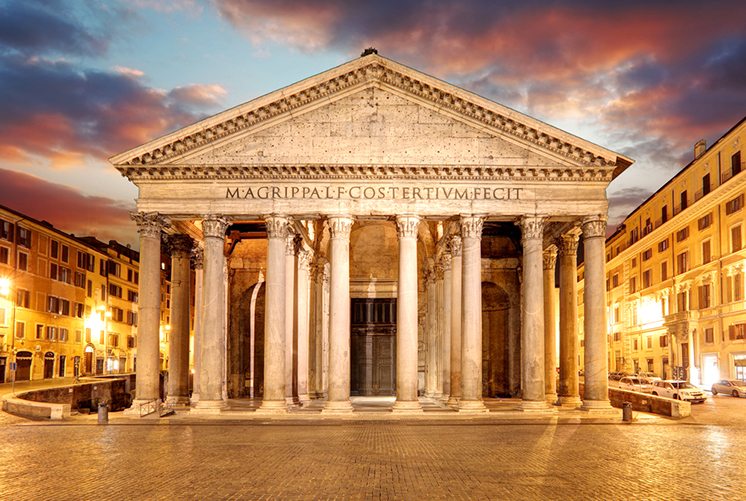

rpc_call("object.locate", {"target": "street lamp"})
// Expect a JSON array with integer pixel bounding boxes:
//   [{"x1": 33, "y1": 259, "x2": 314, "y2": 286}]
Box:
[{"x1": 0, "y1": 276, "x2": 16, "y2": 391}]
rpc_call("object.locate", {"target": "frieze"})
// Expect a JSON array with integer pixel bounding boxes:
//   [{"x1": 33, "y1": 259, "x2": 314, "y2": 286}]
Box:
[
  {"x1": 116, "y1": 58, "x2": 614, "y2": 170},
  {"x1": 226, "y1": 184, "x2": 523, "y2": 201}
]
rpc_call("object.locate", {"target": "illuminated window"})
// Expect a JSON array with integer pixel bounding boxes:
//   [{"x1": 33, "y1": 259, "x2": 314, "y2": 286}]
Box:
[
  {"x1": 726, "y1": 194, "x2": 744, "y2": 215},
  {"x1": 660, "y1": 335, "x2": 669, "y2": 348},
  {"x1": 698, "y1": 213, "x2": 712, "y2": 230},
  {"x1": 642, "y1": 270, "x2": 652, "y2": 288},
  {"x1": 661, "y1": 261, "x2": 668, "y2": 281},
  {"x1": 676, "y1": 252, "x2": 689, "y2": 275},
  {"x1": 658, "y1": 239, "x2": 669, "y2": 252},
  {"x1": 705, "y1": 328, "x2": 714, "y2": 344},
  {"x1": 731, "y1": 225, "x2": 742, "y2": 252},
  {"x1": 702, "y1": 240, "x2": 711, "y2": 264},
  {"x1": 676, "y1": 227, "x2": 690, "y2": 242},
  {"x1": 698, "y1": 284, "x2": 711, "y2": 309}
]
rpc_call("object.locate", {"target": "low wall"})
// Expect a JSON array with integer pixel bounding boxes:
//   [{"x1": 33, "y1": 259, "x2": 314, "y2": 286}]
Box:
[
  {"x1": 2, "y1": 375, "x2": 135, "y2": 420},
  {"x1": 609, "y1": 387, "x2": 691, "y2": 418}
]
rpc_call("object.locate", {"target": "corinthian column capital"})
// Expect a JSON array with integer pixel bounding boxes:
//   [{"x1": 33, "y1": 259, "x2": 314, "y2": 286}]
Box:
[
  {"x1": 449, "y1": 236, "x2": 462, "y2": 257},
  {"x1": 543, "y1": 246, "x2": 558, "y2": 271},
  {"x1": 460, "y1": 216, "x2": 483, "y2": 239},
  {"x1": 191, "y1": 246, "x2": 204, "y2": 270},
  {"x1": 168, "y1": 234, "x2": 194, "y2": 257},
  {"x1": 517, "y1": 215, "x2": 546, "y2": 242},
  {"x1": 395, "y1": 215, "x2": 420, "y2": 239},
  {"x1": 582, "y1": 215, "x2": 607, "y2": 239},
  {"x1": 557, "y1": 230, "x2": 581, "y2": 256},
  {"x1": 264, "y1": 215, "x2": 290, "y2": 239},
  {"x1": 328, "y1": 215, "x2": 354, "y2": 239},
  {"x1": 202, "y1": 215, "x2": 230, "y2": 239},
  {"x1": 131, "y1": 212, "x2": 170, "y2": 239}
]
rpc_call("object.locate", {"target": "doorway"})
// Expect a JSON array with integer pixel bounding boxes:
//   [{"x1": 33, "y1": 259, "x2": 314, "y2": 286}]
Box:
[
  {"x1": 43, "y1": 352, "x2": 55, "y2": 379},
  {"x1": 350, "y1": 298, "x2": 396, "y2": 396},
  {"x1": 16, "y1": 351, "x2": 32, "y2": 381},
  {"x1": 84, "y1": 346, "x2": 94, "y2": 375}
]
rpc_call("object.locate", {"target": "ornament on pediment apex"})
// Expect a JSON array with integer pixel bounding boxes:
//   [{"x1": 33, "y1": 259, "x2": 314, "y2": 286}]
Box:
[
  {"x1": 581, "y1": 215, "x2": 607, "y2": 239},
  {"x1": 395, "y1": 215, "x2": 420, "y2": 239},
  {"x1": 543, "y1": 246, "x2": 558, "y2": 270},
  {"x1": 167, "y1": 234, "x2": 194, "y2": 257},
  {"x1": 516, "y1": 215, "x2": 546, "y2": 242},
  {"x1": 131, "y1": 212, "x2": 170, "y2": 239},
  {"x1": 696, "y1": 271, "x2": 717, "y2": 285},
  {"x1": 724, "y1": 263, "x2": 745, "y2": 276},
  {"x1": 264, "y1": 215, "x2": 290, "y2": 239},
  {"x1": 460, "y1": 216, "x2": 483, "y2": 239},
  {"x1": 674, "y1": 280, "x2": 692, "y2": 293},
  {"x1": 191, "y1": 246, "x2": 204, "y2": 269},
  {"x1": 449, "y1": 236, "x2": 463, "y2": 257},
  {"x1": 327, "y1": 215, "x2": 354, "y2": 239},
  {"x1": 201, "y1": 215, "x2": 230, "y2": 239}
]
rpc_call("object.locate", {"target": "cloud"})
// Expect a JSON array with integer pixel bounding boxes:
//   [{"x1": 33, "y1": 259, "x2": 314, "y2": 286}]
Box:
[
  {"x1": 0, "y1": 168, "x2": 136, "y2": 246},
  {"x1": 168, "y1": 83, "x2": 228, "y2": 109}
]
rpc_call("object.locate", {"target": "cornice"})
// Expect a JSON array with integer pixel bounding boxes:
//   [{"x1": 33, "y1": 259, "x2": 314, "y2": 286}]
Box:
[
  {"x1": 119, "y1": 163, "x2": 613, "y2": 182},
  {"x1": 111, "y1": 56, "x2": 626, "y2": 174}
]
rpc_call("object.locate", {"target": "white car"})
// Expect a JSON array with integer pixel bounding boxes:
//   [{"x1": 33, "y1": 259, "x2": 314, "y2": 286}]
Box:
[
  {"x1": 711, "y1": 379, "x2": 746, "y2": 398},
  {"x1": 618, "y1": 376, "x2": 653, "y2": 393},
  {"x1": 650, "y1": 380, "x2": 707, "y2": 403}
]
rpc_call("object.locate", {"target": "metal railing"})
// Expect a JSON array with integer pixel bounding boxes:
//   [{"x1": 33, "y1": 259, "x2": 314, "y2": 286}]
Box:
[{"x1": 139, "y1": 399, "x2": 159, "y2": 418}]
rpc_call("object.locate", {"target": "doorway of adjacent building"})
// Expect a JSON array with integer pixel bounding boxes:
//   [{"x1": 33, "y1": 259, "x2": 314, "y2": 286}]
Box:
[
  {"x1": 16, "y1": 351, "x2": 32, "y2": 381},
  {"x1": 350, "y1": 298, "x2": 396, "y2": 396},
  {"x1": 0, "y1": 356, "x2": 6, "y2": 383},
  {"x1": 84, "y1": 346, "x2": 94, "y2": 375},
  {"x1": 43, "y1": 352, "x2": 55, "y2": 379}
]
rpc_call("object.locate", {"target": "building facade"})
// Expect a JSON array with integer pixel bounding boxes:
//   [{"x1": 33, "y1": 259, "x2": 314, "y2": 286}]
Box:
[
  {"x1": 111, "y1": 52, "x2": 632, "y2": 414},
  {"x1": 579, "y1": 117, "x2": 746, "y2": 386},
  {"x1": 0, "y1": 205, "x2": 170, "y2": 383}
]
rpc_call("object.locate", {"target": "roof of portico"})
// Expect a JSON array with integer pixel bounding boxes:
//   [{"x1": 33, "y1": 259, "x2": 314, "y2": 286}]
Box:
[{"x1": 110, "y1": 52, "x2": 632, "y2": 182}]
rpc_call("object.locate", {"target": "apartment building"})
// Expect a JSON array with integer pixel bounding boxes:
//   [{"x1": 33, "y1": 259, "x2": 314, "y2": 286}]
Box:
[{"x1": 579, "y1": 117, "x2": 746, "y2": 387}]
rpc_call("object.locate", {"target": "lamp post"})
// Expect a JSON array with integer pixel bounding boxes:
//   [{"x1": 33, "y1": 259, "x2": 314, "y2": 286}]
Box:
[{"x1": 1, "y1": 277, "x2": 16, "y2": 391}]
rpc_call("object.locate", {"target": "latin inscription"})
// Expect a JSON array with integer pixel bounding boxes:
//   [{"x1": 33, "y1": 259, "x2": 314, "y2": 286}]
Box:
[{"x1": 226, "y1": 186, "x2": 522, "y2": 201}]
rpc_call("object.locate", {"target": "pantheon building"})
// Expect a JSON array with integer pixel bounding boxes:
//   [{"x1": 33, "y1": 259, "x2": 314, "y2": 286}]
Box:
[{"x1": 111, "y1": 52, "x2": 632, "y2": 414}]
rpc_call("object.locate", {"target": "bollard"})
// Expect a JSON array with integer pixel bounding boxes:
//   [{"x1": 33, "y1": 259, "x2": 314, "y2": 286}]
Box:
[
  {"x1": 622, "y1": 401, "x2": 632, "y2": 422},
  {"x1": 98, "y1": 402, "x2": 109, "y2": 424}
]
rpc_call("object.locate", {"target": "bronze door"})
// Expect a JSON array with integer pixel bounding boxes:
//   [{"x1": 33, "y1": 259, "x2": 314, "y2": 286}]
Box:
[{"x1": 350, "y1": 298, "x2": 397, "y2": 396}]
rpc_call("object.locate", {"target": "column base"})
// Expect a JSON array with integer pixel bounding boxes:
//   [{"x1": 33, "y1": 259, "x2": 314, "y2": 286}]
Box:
[
  {"x1": 557, "y1": 395, "x2": 582, "y2": 408},
  {"x1": 256, "y1": 400, "x2": 288, "y2": 414},
  {"x1": 581, "y1": 399, "x2": 615, "y2": 413},
  {"x1": 545, "y1": 392, "x2": 558, "y2": 404},
  {"x1": 321, "y1": 400, "x2": 354, "y2": 414},
  {"x1": 458, "y1": 399, "x2": 489, "y2": 413},
  {"x1": 190, "y1": 393, "x2": 200, "y2": 405},
  {"x1": 519, "y1": 399, "x2": 558, "y2": 413},
  {"x1": 191, "y1": 399, "x2": 227, "y2": 415},
  {"x1": 285, "y1": 396, "x2": 300, "y2": 407},
  {"x1": 391, "y1": 400, "x2": 423, "y2": 413},
  {"x1": 166, "y1": 395, "x2": 191, "y2": 407},
  {"x1": 124, "y1": 398, "x2": 161, "y2": 416},
  {"x1": 298, "y1": 393, "x2": 311, "y2": 405},
  {"x1": 446, "y1": 396, "x2": 460, "y2": 408}
]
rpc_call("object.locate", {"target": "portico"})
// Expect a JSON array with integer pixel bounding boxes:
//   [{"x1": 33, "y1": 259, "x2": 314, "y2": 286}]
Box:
[{"x1": 111, "y1": 52, "x2": 632, "y2": 415}]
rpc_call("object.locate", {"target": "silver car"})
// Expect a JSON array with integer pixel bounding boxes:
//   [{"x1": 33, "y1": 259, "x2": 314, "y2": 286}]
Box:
[
  {"x1": 711, "y1": 379, "x2": 746, "y2": 398},
  {"x1": 618, "y1": 376, "x2": 653, "y2": 393}
]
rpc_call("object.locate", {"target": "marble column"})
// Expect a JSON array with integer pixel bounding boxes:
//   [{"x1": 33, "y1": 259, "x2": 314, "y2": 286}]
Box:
[
  {"x1": 285, "y1": 232, "x2": 298, "y2": 406},
  {"x1": 447, "y1": 236, "x2": 463, "y2": 408},
  {"x1": 425, "y1": 265, "x2": 438, "y2": 397},
  {"x1": 190, "y1": 247, "x2": 204, "y2": 404},
  {"x1": 193, "y1": 215, "x2": 229, "y2": 412},
  {"x1": 543, "y1": 246, "x2": 558, "y2": 404},
  {"x1": 441, "y1": 254, "x2": 453, "y2": 400},
  {"x1": 393, "y1": 215, "x2": 422, "y2": 412},
  {"x1": 166, "y1": 234, "x2": 193, "y2": 406},
  {"x1": 296, "y1": 249, "x2": 311, "y2": 404},
  {"x1": 258, "y1": 215, "x2": 289, "y2": 413},
  {"x1": 128, "y1": 212, "x2": 168, "y2": 411},
  {"x1": 582, "y1": 215, "x2": 613, "y2": 411},
  {"x1": 459, "y1": 216, "x2": 488, "y2": 412},
  {"x1": 323, "y1": 216, "x2": 354, "y2": 413},
  {"x1": 518, "y1": 216, "x2": 552, "y2": 411},
  {"x1": 557, "y1": 230, "x2": 581, "y2": 407}
]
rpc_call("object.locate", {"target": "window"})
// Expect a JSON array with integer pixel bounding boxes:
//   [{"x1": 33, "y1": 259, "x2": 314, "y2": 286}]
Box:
[
  {"x1": 698, "y1": 284, "x2": 711, "y2": 309},
  {"x1": 74, "y1": 271, "x2": 85, "y2": 288},
  {"x1": 108, "y1": 261, "x2": 121, "y2": 277},
  {"x1": 75, "y1": 330, "x2": 82, "y2": 342},
  {"x1": 16, "y1": 321, "x2": 25, "y2": 338},
  {"x1": 698, "y1": 213, "x2": 713, "y2": 230},
  {"x1": 702, "y1": 173, "x2": 711, "y2": 195},
  {"x1": 612, "y1": 274, "x2": 619, "y2": 288},
  {"x1": 60, "y1": 299, "x2": 70, "y2": 316},
  {"x1": 658, "y1": 239, "x2": 669, "y2": 252},
  {"x1": 109, "y1": 283, "x2": 123, "y2": 298},
  {"x1": 661, "y1": 205, "x2": 668, "y2": 224},
  {"x1": 127, "y1": 290, "x2": 138, "y2": 303},
  {"x1": 87, "y1": 280, "x2": 92, "y2": 298},
  {"x1": 660, "y1": 335, "x2": 669, "y2": 348},
  {"x1": 676, "y1": 252, "x2": 689, "y2": 274},
  {"x1": 647, "y1": 358, "x2": 654, "y2": 371},
  {"x1": 50, "y1": 240, "x2": 59, "y2": 258},
  {"x1": 99, "y1": 259, "x2": 107, "y2": 277},
  {"x1": 731, "y1": 225, "x2": 742, "y2": 252},
  {"x1": 0, "y1": 219, "x2": 13, "y2": 241},
  {"x1": 631, "y1": 258, "x2": 637, "y2": 268},
  {"x1": 16, "y1": 289, "x2": 30, "y2": 308},
  {"x1": 642, "y1": 269, "x2": 652, "y2": 289},
  {"x1": 99, "y1": 331, "x2": 105, "y2": 344},
  {"x1": 46, "y1": 326, "x2": 56, "y2": 341},
  {"x1": 676, "y1": 227, "x2": 690, "y2": 242},
  {"x1": 646, "y1": 336, "x2": 653, "y2": 349},
  {"x1": 101, "y1": 284, "x2": 106, "y2": 301},
  {"x1": 50, "y1": 263, "x2": 58, "y2": 280},
  {"x1": 680, "y1": 190, "x2": 688, "y2": 211},
  {"x1": 47, "y1": 295, "x2": 60, "y2": 314},
  {"x1": 732, "y1": 151, "x2": 742, "y2": 177},
  {"x1": 702, "y1": 240, "x2": 711, "y2": 264},
  {"x1": 630, "y1": 228, "x2": 639, "y2": 245},
  {"x1": 613, "y1": 332, "x2": 621, "y2": 341},
  {"x1": 59, "y1": 328, "x2": 68, "y2": 342},
  {"x1": 127, "y1": 311, "x2": 138, "y2": 326},
  {"x1": 633, "y1": 338, "x2": 639, "y2": 351},
  {"x1": 17, "y1": 251, "x2": 28, "y2": 271},
  {"x1": 642, "y1": 249, "x2": 653, "y2": 261},
  {"x1": 17, "y1": 227, "x2": 31, "y2": 248},
  {"x1": 61, "y1": 245, "x2": 69, "y2": 263},
  {"x1": 729, "y1": 323, "x2": 746, "y2": 341},
  {"x1": 0, "y1": 246, "x2": 8, "y2": 264},
  {"x1": 705, "y1": 328, "x2": 714, "y2": 344},
  {"x1": 727, "y1": 272, "x2": 744, "y2": 302},
  {"x1": 85, "y1": 328, "x2": 91, "y2": 343},
  {"x1": 661, "y1": 261, "x2": 668, "y2": 281},
  {"x1": 677, "y1": 291, "x2": 688, "y2": 312},
  {"x1": 630, "y1": 277, "x2": 637, "y2": 294},
  {"x1": 643, "y1": 218, "x2": 653, "y2": 236},
  {"x1": 59, "y1": 267, "x2": 71, "y2": 284},
  {"x1": 726, "y1": 194, "x2": 744, "y2": 215},
  {"x1": 75, "y1": 303, "x2": 84, "y2": 318},
  {"x1": 35, "y1": 324, "x2": 43, "y2": 339}
]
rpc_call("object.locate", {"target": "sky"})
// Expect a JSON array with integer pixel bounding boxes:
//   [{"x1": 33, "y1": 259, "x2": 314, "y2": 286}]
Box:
[{"x1": 0, "y1": 0, "x2": 745, "y2": 247}]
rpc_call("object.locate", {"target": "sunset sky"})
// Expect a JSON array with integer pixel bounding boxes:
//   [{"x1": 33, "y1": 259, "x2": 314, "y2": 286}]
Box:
[{"x1": 1, "y1": 0, "x2": 745, "y2": 247}]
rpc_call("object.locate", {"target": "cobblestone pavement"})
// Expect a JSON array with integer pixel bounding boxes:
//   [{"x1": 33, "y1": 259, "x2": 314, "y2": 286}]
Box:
[{"x1": 1, "y1": 417, "x2": 745, "y2": 500}]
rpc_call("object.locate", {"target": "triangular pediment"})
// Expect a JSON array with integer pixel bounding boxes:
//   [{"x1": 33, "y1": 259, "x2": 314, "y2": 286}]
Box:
[{"x1": 110, "y1": 54, "x2": 632, "y2": 179}]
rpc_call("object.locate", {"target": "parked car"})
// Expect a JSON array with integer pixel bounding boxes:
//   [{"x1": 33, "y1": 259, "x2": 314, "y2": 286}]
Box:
[
  {"x1": 711, "y1": 379, "x2": 746, "y2": 398},
  {"x1": 650, "y1": 380, "x2": 707, "y2": 403},
  {"x1": 608, "y1": 371, "x2": 628, "y2": 381},
  {"x1": 618, "y1": 376, "x2": 653, "y2": 393},
  {"x1": 636, "y1": 371, "x2": 658, "y2": 380}
]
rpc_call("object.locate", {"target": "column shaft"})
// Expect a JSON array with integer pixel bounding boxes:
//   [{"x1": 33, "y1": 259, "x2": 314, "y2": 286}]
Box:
[
  {"x1": 194, "y1": 216, "x2": 229, "y2": 412},
  {"x1": 425, "y1": 267, "x2": 438, "y2": 397},
  {"x1": 324, "y1": 216, "x2": 354, "y2": 413},
  {"x1": 459, "y1": 216, "x2": 487, "y2": 412},
  {"x1": 129, "y1": 213, "x2": 167, "y2": 410},
  {"x1": 258, "y1": 215, "x2": 289, "y2": 412},
  {"x1": 543, "y1": 246, "x2": 558, "y2": 403},
  {"x1": 296, "y1": 250, "x2": 311, "y2": 403},
  {"x1": 448, "y1": 237, "x2": 462, "y2": 407},
  {"x1": 167, "y1": 234, "x2": 193, "y2": 406},
  {"x1": 393, "y1": 215, "x2": 422, "y2": 412},
  {"x1": 191, "y1": 248, "x2": 204, "y2": 404},
  {"x1": 557, "y1": 231, "x2": 581, "y2": 407},
  {"x1": 441, "y1": 256, "x2": 452, "y2": 399},
  {"x1": 284, "y1": 234, "x2": 297, "y2": 405},
  {"x1": 582, "y1": 216, "x2": 612, "y2": 411}
]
